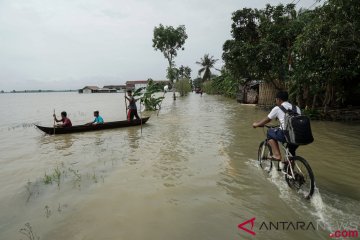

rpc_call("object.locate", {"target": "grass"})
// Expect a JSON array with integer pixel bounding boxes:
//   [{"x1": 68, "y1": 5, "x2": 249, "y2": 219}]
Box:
[
  {"x1": 42, "y1": 167, "x2": 62, "y2": 187},
  {"x1": 92, "y1": 171, "x2": 98, "y2": 183},
  {"x1": 44, "y1": 205, "x2": 51, "y2": 218},
  {"x1": 25, "y1": 181, "x2": 33, "y2": 202},
  {"x1": 43, "y1": 173, "x2": 53, "y2": 185},
  {"x1": 68, "y1": 167, "x2": 81, "y2": 188},
  {"x1": 19, "y1": 223, "x2": 40, "y2": 240}
]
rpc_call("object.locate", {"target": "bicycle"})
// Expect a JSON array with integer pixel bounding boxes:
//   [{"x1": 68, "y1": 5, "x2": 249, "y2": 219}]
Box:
[{"x1": 257, "y1": 125, "x2": 315, "y2": 199}]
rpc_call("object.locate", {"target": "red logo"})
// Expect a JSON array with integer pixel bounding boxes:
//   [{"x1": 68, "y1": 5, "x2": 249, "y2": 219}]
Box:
[
  {"x1": 329, "y1": 229, "x2": 358, "y2": 238},
  {"x1": 238, "y1": 217, "x2": 256, "y2": 236}
]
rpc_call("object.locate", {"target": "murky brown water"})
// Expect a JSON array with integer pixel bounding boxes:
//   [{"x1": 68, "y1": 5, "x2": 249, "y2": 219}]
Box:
[{"x1": 0, "y1": 92, "x2": 359, "y2": 240}]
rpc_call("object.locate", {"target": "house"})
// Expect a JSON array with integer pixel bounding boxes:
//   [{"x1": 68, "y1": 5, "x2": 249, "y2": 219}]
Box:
[
  {"x1": 79, "y1": 86, "x2": 100, "y2": 94},
  {"x1": 125, "y1": 81, "x2": 148, "y2": 90},
  {"x1": 237, "y1": 80, "x2": 260, "y2": 104},
  {"x1": 79, "y1": 86, "x2": 117, "y2": 93},
  {"x1": 125, "y1": 80, "x2": 170, "y2": 91},
  {"x1": 97, "y1": 88, "x2": 117, "y2": 93},
  {"x1": 103, "y1": 85, "x2": 126, "y2": 92}
]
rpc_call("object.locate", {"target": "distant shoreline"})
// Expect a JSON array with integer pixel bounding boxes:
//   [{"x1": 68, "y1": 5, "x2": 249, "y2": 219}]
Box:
[{"x1": 0, "y1": 90, "x2": 78, "y2": 93}]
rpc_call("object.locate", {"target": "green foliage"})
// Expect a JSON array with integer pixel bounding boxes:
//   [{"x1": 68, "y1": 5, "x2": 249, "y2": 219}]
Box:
[
  {"x1": 132, "y1": 87, "x2": 145, "y2": 97},
  {"x1": 153, "y1": 24, "x2": 188, "y2": 83},
  {"x1": 166, "y1": 67, "x2": 178, "y2": 84},
  {"x1": 222, "y1": 1, "x2": 360, "y2": 108},
  {"x1": 291, "y1": 0, "x2": 360, "y2": 108},
  {"x1": 140, "y1": 79, "x2": 165, "y2": 111},
  {"x1": 175, "y1": 79, "x2": 192, "y2": 97},
  {"x1": 202, "y1": 81, "x2": 217, "y2": 95},
  {"x1": 196, "y1": 54, "x2": 219, "y2": 82},
  {"x1": 223, "y1": 4, "x2": 299, "y2": 86},
  {"x1": 167, "y1": 65, "x2": 192, "y2": 83},
  {"x1": 192, "y1": 77, "x2": 202, "y2": 88},
  {"x1": 43, "y1": 167, "x2": 62, "y2": 186},
  {"x1": 43, "y1": 173, "x2": 53, "y2": 184},
  {"x1": 202, "y1": 71, "x2": 239, "y2": 98},
  {"x1": 302, "y1": 108, "x2": 321, "y2": 120},
  {"x1": 128, "y1": 80, "x2": 165, "y2": 111},
  {"x1": 178, "y1": 65, "x2": 192, "y2": 80}
]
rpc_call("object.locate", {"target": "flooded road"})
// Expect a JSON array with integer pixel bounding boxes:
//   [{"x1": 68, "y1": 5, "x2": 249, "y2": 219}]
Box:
[{"x1": 0, "y1": 92, "x2": 359, "y2": 240}]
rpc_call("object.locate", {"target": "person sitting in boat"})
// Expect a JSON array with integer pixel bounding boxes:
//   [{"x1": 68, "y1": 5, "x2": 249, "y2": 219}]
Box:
[
  {"x1": 125, "y1": 90, "x2": 140, "y2": 121},
  {"x1": 53, "y1": 111, "x2": 72, "y2": 127},
  {"x1": 86, "y1": 111, "x2": 104, "y2": 125}
]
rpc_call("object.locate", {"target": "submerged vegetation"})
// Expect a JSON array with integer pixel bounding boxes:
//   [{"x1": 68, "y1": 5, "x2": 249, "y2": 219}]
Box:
[
  {"x1": 174, "y1": 65, "x2": 192, "y2": 97},
  {"x1": 19, "y1": 223, "x2": 40, "y2": 240},
  {"x1": 132, "y1": 79, "x2": 165, "y2": 111},
  {"x1": 175, "y1": 79, "x2": 192, "y2": 97},
  {"x1": 43, "y1": 167, "x2": 61, "y2": 186}
]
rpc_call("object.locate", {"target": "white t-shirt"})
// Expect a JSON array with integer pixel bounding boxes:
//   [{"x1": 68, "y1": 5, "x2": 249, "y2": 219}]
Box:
[{"x1": 267, "y1": 102, "x2": 301, "y2": 129}]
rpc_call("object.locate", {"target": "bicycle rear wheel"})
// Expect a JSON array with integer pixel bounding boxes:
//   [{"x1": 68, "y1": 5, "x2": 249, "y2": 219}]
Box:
[
  {"x1": 258, "y1": 141, "x2": 272, "y2": 173},
  {"x1": 285, "y1": 156, "x2": 315, "y2": 199}
]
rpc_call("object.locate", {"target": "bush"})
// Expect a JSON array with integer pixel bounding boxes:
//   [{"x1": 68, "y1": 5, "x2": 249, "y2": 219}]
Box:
[
  {"x1": 175, "y1": 79, "x2": 192, "y2": 96},
  {"x1": 133, "y1": 80, "x2": 165, "y2": 111},
  {"x1": 202, "y1": 81, "x2": 217, "y2": 94}
]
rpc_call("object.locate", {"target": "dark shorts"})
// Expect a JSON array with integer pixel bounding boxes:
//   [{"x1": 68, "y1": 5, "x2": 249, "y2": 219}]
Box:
[
  {"x1": 267, "y1": 128, "x2": 299, "y2": 156},
  {"x1": 267, "y1": 128, "x2": 286, "y2": 142}
]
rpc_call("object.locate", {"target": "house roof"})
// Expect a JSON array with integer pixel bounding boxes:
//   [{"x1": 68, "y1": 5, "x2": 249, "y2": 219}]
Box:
[
  {"x1": 103, "y1": 85, "x2": 126, "y2": 88},
  {"x1": 126, "y1": 81, "x2": 148, "y2": 85},
  {"x1": 83, "y1": 86, "x2": 99, "y2": 90}
]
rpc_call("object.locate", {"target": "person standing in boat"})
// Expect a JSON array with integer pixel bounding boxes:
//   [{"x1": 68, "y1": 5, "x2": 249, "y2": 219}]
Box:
[
  {"x1": 53, "y1": 111, "x2": 72, "y2": 127},
  {"x1": 125, "y1": 90, "x2": 140, "y2": 121},
  {"x1": 86, "y1": 111, "x2": 104, "y2": 125}
]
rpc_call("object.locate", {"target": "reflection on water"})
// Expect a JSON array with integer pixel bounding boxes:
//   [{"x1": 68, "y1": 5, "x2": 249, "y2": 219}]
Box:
[
  {"x1": 38, "y1": 134, "x2": 76, "y2": 150},
  {"x1": 0, "y1": 93, "x2": 359, "y2": 240},
  {"x1": 126, "y1": 127, "x2": 141, "y2": 150}
]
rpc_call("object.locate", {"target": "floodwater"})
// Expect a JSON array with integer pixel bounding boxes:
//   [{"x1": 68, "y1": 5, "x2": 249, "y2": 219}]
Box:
[{"x1": 0, "y1": 92, "x2": 359, "y2": 240}]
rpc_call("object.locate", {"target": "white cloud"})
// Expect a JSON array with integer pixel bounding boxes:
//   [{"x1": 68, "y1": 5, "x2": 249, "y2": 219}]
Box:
[{"x1": 0, "y1": 0, "x2": 320, "y2": 91}]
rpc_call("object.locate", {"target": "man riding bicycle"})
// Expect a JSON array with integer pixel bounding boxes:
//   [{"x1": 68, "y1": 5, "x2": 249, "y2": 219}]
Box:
[{"x1": 252, "y1": 91, "x2": 300, "y2": 161}]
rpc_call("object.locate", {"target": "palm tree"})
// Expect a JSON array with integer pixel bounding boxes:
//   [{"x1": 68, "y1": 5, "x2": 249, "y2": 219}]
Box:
[{"x1": 196, "y1": 54, "x2": 219, "y2": 82}]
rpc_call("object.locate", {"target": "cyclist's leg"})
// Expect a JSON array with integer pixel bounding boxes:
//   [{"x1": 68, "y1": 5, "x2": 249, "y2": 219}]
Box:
[
  {"x1": 268, "y1": 139, "x2": 281, "y2": 160},
  {"x1": 267, "y1": 128, "x2": 286, "y2": 160},
  {"x1": 288, "y1": 144, "x2": 299, "y2": 157}
]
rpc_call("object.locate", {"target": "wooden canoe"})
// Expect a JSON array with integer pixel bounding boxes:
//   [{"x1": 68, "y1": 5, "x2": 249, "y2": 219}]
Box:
[{"x1": 35, "y1": 117, "x2": 150, "y2": 135}]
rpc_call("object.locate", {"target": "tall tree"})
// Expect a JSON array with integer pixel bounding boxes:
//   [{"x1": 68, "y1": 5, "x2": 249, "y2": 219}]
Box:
[
  {"x1": 152, "y1": 24, "x2": 188, "y2": 100},
  {"x1": 196, "y1": 54, "x2": 219, "y2": 82},
  {"x1": 293, "y1": 0, "x2": 360, "y2": 109},
  {"x1": 178, "y1": 65, "x2": 192, "y2": 80},
  {"x1": 221, "y1": 1, "x2": 360, "y2": 110},
  {"x1": 222, "y1": 8, "x2": 260, "y2": 81},
  {"x1": 223, "y1": 4, "x2": 300, "y2": 88}
]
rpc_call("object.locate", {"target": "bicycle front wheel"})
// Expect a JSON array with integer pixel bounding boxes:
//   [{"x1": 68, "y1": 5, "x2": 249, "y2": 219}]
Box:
[
  {"x1": 285, "y1": 156, "x2": 315, "y2": 199},
  {"x1": 258, "y1": 140, "x2": 272, "y2": 173}
]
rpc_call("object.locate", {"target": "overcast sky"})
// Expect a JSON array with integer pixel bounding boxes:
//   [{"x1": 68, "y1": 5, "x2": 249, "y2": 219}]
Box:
[{"x1": 0, "y1": 0, "x2": 321, "y2": 91}]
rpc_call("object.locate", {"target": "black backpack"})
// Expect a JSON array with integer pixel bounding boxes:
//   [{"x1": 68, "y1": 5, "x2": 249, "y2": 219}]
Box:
[{"x1": 279, "y1": 104, "x2": 314, "y2": 145}]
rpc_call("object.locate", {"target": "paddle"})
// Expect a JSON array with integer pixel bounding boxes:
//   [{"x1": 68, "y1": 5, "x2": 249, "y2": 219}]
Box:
[
  {"x1": 53, "y1": 109, "x2": 56, "y2": 135},
  {"x1": 140, "y1": 100, "x2": 143, "y2": 135},
  {"x1": 124, "y1": 92, "x2": 128, "y2": 120}
]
